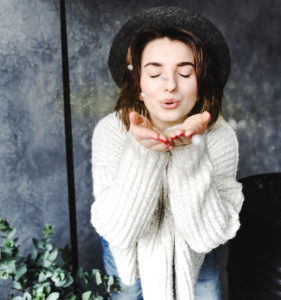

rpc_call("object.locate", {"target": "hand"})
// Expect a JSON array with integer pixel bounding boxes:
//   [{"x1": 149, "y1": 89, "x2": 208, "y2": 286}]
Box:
[
  {"x1": 168, "y1": 111, "x2": 211, "y2": 147},
  {"x1": 129, "y1": 112, "x2": 172, "y2": 152}
]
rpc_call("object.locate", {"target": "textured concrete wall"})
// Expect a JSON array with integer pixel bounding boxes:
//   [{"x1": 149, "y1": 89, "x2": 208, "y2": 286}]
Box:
[
  {"x1": 0, "y1": 0, "x2": 280, "y2": 298},
  {"x1": 0, "y1": 0, "x2": 70, "y2": 295}
]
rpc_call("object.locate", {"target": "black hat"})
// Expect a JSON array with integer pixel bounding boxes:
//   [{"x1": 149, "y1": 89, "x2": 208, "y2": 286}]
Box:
[{"x1": 108, "y1": 6, "x2": 231, "y2": 88}]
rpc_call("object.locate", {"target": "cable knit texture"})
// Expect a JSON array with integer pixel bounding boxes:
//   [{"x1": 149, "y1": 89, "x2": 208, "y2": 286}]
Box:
[{"x1": 91, "y1": 112, "x2": 244, "y2": 300}]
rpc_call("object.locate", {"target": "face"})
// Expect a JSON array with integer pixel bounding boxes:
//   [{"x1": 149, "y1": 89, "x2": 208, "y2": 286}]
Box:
[{"x1": 140, "y1": 37, "x2": 198, "y2": 132}]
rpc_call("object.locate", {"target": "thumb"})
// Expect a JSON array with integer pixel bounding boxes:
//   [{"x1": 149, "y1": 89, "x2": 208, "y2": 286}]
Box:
[
  {"x1": 202, "y1": 111, "x2": 211, "y2": 123},
  {"x1": 129, "y1": 111, "x2": 143, "y2": 126}
]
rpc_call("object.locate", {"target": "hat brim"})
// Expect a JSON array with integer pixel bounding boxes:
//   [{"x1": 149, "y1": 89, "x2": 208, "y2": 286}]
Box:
[{"x1": 108, "y1": 6, "x2": 231, "y2": 88}]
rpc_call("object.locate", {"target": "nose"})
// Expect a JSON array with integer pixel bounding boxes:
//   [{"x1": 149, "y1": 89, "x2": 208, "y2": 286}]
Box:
[{"x1": 163, "y1": 74, "x2": 177, "y2": 93}]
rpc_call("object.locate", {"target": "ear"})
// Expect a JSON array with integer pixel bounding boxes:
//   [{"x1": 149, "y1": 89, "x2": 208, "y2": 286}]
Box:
[{"x1": 139, "y1": 92, "x2": 145, "y2": 101}]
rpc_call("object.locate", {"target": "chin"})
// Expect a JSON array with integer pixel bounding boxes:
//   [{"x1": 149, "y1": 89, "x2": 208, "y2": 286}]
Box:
[{"x1": 164, "y1": 114, "x2": 187, "y2": 124}]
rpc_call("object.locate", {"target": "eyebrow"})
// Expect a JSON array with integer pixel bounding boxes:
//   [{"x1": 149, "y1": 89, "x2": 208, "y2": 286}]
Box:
[{"x1": 143, "y1": 62, "x2": 195, "y2": 68}]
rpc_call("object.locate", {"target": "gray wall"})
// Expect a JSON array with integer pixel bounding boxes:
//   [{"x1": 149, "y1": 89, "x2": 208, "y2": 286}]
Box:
[
  {"x1": 0, "y1": 0, "x2": 69, "y2": 295},
  {"x1": 0, "y1": 0, "x2": 280, "y2": 297}
]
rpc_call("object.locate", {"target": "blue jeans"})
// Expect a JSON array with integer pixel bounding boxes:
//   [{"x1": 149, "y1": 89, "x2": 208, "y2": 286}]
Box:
[{"x1": 100, "y1": 237, "x2": 221, "y2": 299}]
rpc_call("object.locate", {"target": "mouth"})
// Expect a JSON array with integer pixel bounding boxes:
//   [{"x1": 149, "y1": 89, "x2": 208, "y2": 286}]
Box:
[{"x1": 160, "y1": 99, "x2": 180, "y2": 109}]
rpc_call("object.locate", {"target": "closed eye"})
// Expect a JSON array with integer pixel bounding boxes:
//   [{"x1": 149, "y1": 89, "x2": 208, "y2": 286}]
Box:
[
  {"x1": 179, "y1": 74, "x2": 190, "y2": 78},
  {"x1": 150, "y1": 75, "x2": 160, "y2": 78}
]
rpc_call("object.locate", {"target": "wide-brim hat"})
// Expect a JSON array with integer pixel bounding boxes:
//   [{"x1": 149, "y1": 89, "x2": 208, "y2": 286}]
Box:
[{"x1": 108, "y1": 6, "x2": 231, "y2": 88}]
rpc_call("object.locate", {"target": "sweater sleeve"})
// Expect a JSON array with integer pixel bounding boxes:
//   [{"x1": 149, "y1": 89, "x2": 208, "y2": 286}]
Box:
[
  {"x1": 91, "y1": 113, "x2": 169, "y2": 249},
  {"x1": 167, "y1": 116, "x2": 244, "y2": 253}
]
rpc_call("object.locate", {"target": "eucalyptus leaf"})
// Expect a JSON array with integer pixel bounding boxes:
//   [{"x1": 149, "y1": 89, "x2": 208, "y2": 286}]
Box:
[
  {"x1": 54, "y1": 278, "x2": 67, "y2": 287},
  {"x1": 7, "y1": 228, "x2": 16, "y2": 239},
  {"x1": 0, "y1": 270, "x2": 9, "y2": 279},
  {"x1": 95, "y1": 271, "x2": 102, "y2": 285},
  {"x1": 43, "y1": 224, "x2": 53, "y2": 237},
  {"x1": 82, "y1": 291, "x2": 92, "y2": 300},
  {"x1": 13, "y1": 280, "x2": 22, "y2": 290},
  {"x1": 46, "y1": 292, "x2": 59, "y2": 300},
  {"x1": 46, "y1": 243, "x2": 53, "y2": 251},
  {"x1": 106, "y1": 275, "x2": 114, "y2": 293},
  {"x1": 0, "y1": 219, "x2": 10, "y2": 232},
  {"x1": 32, "y1": 249, "x2": 38, "y2": 260},
  {"x1": 62, "y1": 273, "x2": 74, "y2": 287},
  {"x1": 48, "y1": 248, "x2": 58, "y2": 262},
  {"x1": 108, "y1": 275, "x2": 114, "y2": 285},
  {"x1": 51, "y1": 269, "x2": 67, "y2": 287},
  {"x1": 3, "y1": 260, "x2": 17, "y2": 274},
  {"x1": 23, "y1": 292, "x2": 32, "y2": 300},
  {"x1": 15, "y1": 265, "x2": 27, "y2": 280},
  {"x1": 42, "y1": 251, "x2": 53, "y2": 268},
  {"x1": 37, "y1": 240, "x2": 44, "y2": 249},
  {"x1": 38, "y1": 272, "x2": 46, "y2": 282},
  {"x1": 0, "y1": 219, "x2": 120, "y2": 299},
  {"x1": 42, "y1": 258, "x2": 52, "y2": 268}
]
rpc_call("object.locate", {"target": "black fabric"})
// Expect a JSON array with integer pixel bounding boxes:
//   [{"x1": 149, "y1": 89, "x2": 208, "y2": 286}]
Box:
[{"x1": 227, "y1": 173, "x2": 281, "y2": 300}]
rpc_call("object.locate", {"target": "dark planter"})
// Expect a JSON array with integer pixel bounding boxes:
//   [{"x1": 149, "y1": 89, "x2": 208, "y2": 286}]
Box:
[{"x1": 227, "y1": 173, "x2": 281, "y2": 300}]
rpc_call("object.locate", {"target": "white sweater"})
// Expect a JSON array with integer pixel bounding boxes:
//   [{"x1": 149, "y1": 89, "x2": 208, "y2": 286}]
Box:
[{"x1": 91, "y1": 112, "x2": 244, "y2": 300}]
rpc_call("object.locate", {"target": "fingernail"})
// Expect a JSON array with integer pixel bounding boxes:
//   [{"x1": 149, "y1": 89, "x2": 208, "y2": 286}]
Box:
[
  {"x1": 159, "y1": 138, "x2": 169, "y2": 144},
  {"x1": 186, "y1": 133, "x2": 193, "y2": 138}
]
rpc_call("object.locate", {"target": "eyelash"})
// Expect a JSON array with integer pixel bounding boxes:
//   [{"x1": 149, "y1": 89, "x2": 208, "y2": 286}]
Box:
[{"x1": 150, "y1": 74, "x2": 190, "y2": 78}]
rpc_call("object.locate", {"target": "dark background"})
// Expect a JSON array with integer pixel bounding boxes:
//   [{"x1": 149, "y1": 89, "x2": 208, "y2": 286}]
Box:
[{"x1": 0, "y1": 0, "x2": 280, "y2": 298}]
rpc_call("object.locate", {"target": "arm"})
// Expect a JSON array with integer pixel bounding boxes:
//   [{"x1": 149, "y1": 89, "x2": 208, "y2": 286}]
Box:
[
  {"x1": 91, "y1": 113, "x2": 169, "y2": 250},
  {"x1": 167, "y1": 116, "x2": 244, "y2": 253}
]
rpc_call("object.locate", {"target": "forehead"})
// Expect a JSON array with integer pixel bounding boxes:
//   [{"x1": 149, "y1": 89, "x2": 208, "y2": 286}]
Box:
[{"x1": 141, "y1": 37, "x2": 194, "y2": 64}]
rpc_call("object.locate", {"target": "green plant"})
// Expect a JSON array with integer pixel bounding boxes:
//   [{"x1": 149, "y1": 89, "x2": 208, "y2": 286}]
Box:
[{"x1": 0, "y1": 219, "x2": 120, "y2": 300}]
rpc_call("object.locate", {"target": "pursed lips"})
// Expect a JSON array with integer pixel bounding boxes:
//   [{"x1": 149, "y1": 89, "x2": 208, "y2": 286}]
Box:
[{"x1": 160, "y1": 98, "x2": 180, "y2": 109}]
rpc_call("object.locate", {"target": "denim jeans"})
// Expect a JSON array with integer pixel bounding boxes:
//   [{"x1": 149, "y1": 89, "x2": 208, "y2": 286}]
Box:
[{"x1": 100, "y1": 236, "x2": 221, "y2": 299}]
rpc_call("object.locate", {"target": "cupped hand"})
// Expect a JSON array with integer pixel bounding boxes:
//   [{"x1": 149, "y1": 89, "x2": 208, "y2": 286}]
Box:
[
  {"x1": 168, "y1": 111, "x2": 211, "y2": 147},
  {"x1": 129, "y1": 111, "x2": 172, "y2": 152}
]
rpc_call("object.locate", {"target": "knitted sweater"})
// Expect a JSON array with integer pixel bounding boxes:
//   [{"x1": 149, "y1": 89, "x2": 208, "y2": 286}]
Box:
[{"x1": 91, "y1": 112, "x2": 244, "y2": 300}]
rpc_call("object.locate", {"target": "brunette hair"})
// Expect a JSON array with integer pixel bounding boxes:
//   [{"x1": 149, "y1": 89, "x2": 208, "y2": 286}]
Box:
[{"x1": 114, "y1": 26, "x2": 223, "y2": 130}]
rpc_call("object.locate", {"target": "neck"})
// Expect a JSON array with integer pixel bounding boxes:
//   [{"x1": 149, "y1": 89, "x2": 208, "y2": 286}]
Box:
[{"x1": 151, "y1": 118, "x2": 186, "y2": 133}]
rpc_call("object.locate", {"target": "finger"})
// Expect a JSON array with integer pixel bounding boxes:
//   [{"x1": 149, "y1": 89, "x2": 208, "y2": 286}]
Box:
[
  {"x1": 173, "y1": 136, "x2": 191, "y2": 146},
  {"x1": 170, "y1": 130, "x2": 185, "y2": 140},
  {"x1": 143, "y1": 139, "x2": 170, "y2": 152},
  {"x1": 157, "y1": 134, "x2": 172, "y2": 145},
  {"x1": 202, "y1": 111, "x2": 211, "y2": 123},
  {"x1": 172, "y1": 136, "x2": 185, "y2": 146},
  {"x1": 184, "y1": 119, "x2": 208, "y2": 137},
  {"x1": 134, "y1": 126, "x2": 159, "y2": 141},
  {"x1": 147, "y1": 138, "x2": 163, "y2": 147},
  {"x1": 129, "y1": 111, "x2": 143, "y2": 126},
  {"x1": 184, "y1": 126, "x2": 197, "y2": 138}
]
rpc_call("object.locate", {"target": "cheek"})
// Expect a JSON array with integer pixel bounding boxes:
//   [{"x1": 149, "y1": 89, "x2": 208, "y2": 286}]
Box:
[
  {"x1": 140, "y1": 77, "x2": 159, "y2": 95},
  {"x1": 183, "y1": 78, "x2": 198, "y2": 97}
]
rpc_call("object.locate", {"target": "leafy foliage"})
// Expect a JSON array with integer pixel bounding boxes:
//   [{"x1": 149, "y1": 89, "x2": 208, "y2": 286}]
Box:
[{"x1": 0, "y1": 219, "x2": 120, "y2": 299}]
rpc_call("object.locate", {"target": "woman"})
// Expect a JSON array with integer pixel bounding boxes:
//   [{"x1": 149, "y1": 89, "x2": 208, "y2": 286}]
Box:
[{"x1": 91, "y1": 6, "x2": 244, "y2": 300}]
